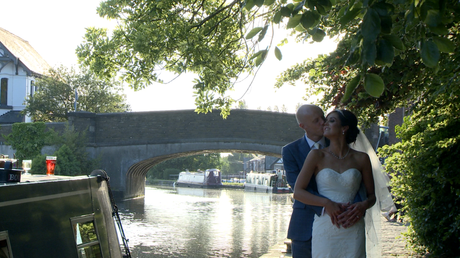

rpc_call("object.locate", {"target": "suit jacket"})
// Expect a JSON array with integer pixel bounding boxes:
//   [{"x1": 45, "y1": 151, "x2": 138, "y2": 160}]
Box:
[{"x1": 282, "y1": 136, "x2": 323, "y2": 241}]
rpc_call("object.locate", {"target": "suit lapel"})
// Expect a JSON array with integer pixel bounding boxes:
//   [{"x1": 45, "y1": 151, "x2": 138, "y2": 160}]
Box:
[{"x1": 298, "y1": 136, "x2": 311, "y2": 160}]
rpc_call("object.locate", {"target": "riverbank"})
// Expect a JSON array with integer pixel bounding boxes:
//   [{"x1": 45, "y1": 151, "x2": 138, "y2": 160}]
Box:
[{"x1": 260, "y1": 216, "x2": 421, "y2": 257}]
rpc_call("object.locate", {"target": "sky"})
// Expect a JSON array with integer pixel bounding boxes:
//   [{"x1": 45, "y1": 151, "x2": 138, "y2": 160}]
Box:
[{"x1": 1, "y1": 0, "x2": 338, "y2": 113}]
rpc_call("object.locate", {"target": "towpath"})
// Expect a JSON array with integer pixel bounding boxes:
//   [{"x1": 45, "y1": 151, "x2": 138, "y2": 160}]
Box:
[{"x1": 260, "y1": 216, "x2": 421, "y2": 257}]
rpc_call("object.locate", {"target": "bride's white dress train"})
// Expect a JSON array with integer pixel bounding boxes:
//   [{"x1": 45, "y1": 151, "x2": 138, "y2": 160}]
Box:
[{"x1": 312, "y1": 168, "x2": 365, "y2": 258}]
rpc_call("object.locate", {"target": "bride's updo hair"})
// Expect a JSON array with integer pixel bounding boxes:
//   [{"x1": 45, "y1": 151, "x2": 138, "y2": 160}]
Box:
[{"x1": 333, "y1": 109, "x2": 360, "y2": 144}]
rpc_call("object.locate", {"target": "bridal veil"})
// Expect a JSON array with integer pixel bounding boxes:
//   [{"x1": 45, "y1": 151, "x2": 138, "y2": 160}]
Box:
[{"x1": 353, "y1": 131, "x2": 396, "y2": 257}]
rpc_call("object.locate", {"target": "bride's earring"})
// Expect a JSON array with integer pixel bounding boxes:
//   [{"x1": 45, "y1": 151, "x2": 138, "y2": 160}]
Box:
[{"x1": 342, "y1": 131, "x2": 345, "y2": 135}]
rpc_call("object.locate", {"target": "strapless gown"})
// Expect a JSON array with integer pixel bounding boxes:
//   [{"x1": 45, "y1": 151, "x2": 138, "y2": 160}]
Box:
[{"x1": 312, "y1": 168, "x2": 365, "y2": 258}]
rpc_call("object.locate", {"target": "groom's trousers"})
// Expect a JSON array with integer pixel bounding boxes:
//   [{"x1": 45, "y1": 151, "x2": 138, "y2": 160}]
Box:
[{"x1": 291, "y1": 240, "x2": 312, "y2": 258}]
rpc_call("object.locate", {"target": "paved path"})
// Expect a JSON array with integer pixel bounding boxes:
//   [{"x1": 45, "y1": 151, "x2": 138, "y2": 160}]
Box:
[{"x1": 260, "y1": 216, "x2": 421, "y2": 257}]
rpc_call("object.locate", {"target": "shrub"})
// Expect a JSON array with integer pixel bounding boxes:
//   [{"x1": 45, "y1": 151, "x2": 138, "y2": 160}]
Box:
[{"x1": 380, "y1": 92, "x2": 460, "y2": 257}]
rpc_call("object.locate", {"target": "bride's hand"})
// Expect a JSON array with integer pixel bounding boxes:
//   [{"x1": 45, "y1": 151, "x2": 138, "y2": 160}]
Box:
[
  {"x1": 324, "y1": 201, "x2": 347, "y2": 228},
  {"x1": 338, "y1": 201, "x2": 366, "y2": 228}
]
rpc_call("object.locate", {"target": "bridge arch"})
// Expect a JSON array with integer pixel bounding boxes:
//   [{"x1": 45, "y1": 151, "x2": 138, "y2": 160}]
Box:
[{"x1": 67, "y1": 109, "x2": 302, "y2": 198}]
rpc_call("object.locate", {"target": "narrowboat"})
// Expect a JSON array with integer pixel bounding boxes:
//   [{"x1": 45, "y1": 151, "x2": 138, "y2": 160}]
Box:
[
  {"x1": 244, "y1": 172, "x2": 291, "y2": 193},
  {"x1": 0, "y1": 169, "x2": 131, "y2": 258},
  {"x1": 175, "y1": 168, "x2": 223, "y2": 188}
]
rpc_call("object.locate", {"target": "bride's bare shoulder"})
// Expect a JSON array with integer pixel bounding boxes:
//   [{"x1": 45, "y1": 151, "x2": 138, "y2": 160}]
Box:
[{"x1": 350, "y1": 148, "x2": 370, "y2": 161}]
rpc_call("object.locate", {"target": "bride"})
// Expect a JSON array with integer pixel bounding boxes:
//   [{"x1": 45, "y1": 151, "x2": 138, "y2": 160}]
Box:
[{"x1": 293, "y1": 109, "x2": 377, "y2": 258}]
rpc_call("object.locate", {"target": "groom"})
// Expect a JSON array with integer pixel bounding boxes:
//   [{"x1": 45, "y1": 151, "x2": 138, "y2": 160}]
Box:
[
  {"x1": 282, "y1": 104, "x2": 326, "y2": 258},
  {"x1": 283, "y1": 105, "x2": 363, "y2": 258}
]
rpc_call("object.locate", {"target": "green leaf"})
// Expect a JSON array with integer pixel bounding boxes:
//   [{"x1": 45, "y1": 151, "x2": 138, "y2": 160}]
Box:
[
  {"x1": 246, "y1": 27, "x2": 263, "y2": 39},
  {"x1": 421, "y1": 40, "x2": 440, "y2": 68},
  {"x1": 275, "y1": 46, "x2": 282, "y2": 60},
  {"x1": 376, "y1": 38, "x2": 394, "y2": 64},
  {"x1": 300, "y1": 11, "x2": 319, "y2": 29},
  {"x1": 432, "y1": 36, "x2": 455, "y2": 53},
  {"x1": 244, "y1": 0, "x2": 255, "y2": 10},
  {"x1": 429, "y1": 25, "x2": 449, "y2": 35},
  {"x1": 362, "y1": 39, "x2": 376, "y2": 65},
  {"x1": 383, "y1": 35, "x2": 405, "y2": 50},
  {"x1": 258, "y1": 25, "x2": 269, "y2": 42},
  {"x1": 312, "y1": 28, "x2": 326, "y2": 42},
  {"x1": 424, "y1": 9, "x2": 441, "y2": 27},
  {"x1": 264, "y1": 0, "x2": 276, "y2": 6},
  {"x1": 249, "y1": 50, "x2": 264, "y2": 60},
  {"x1": 339, "y1": 6, "x2": 362, "y2": 26},
  {"x1": 293, "y1": 0, "x2": 305, "y2": 13},
  {"x1": 362, "y1": 8, "x2": 381, "y2": 41},
  {"x1": 342, "y1": 75, "x2": 361, "y2": 102},
  {"x1": 273, "y1": 11, "x2": 282, "y2": 24},
  {"x1": 254, "y1": 0, "x2": 264, "y2": 7},
  {"x1": 280, "y1": 6, "x2": 292, "y2": 17},
  {"x1": 364, "y1": 73, "x2": 385, "y2": 97},
  {"x1": 255, "y1": 50, "x2": 268, "y2": 66},
  {"x1": 287, "y1": 14, "x2": 302, "y2": 29}
]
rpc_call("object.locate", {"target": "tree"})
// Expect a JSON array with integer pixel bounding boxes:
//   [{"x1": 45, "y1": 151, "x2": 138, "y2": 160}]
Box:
[
  {"x1": 23, "y1": 66, "x2": 130, "y2": 122},
  {"x1": 77, "y1": 0, "x2": 456, "y2": 117},
  {"x1": 4, "y1": 122, "x2": 52, "y2": 162},
  {"x1": 235, "y1": 100, "x2": 248, "y2": 109},
  {"x1": 147, "y1": 153, "x2": 222, "y2": 180}
]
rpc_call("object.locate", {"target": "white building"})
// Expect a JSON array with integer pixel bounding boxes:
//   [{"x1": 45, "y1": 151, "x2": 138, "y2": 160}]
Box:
[{"x1": 0, "y1": 27, "x2": 50, "y2": 123}]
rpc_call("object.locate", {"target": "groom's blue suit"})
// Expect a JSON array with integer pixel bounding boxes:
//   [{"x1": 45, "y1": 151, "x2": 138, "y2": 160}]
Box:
[{"x1": 282, "y1": 136, "x2": 323, "y2": 258}]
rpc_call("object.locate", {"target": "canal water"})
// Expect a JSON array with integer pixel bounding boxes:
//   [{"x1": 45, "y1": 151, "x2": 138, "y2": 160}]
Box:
[{"x1": 117, "y1": 186, "x2": 293, "y2": 258}]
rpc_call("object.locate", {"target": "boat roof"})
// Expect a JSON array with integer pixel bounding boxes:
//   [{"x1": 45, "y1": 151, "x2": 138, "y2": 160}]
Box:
[{"x1": 0, "y1": 174, "x2": 89, "y2": 187}]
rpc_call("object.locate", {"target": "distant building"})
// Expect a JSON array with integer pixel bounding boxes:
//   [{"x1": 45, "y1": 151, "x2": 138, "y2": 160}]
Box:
[
  {"x1": 245, "y1": 155, "x2": 284, "y2": 173},
  {"x1": 0, "y1": 27, "x2": 50, "y2": 124}
]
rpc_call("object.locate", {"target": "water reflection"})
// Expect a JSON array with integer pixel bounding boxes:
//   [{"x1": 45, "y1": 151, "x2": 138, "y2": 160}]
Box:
[{"x1": 118, "y1": 186, "x2": 293, "y2": 258}]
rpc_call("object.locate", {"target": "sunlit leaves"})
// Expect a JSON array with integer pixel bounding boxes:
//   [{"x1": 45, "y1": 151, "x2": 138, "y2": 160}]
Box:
[
  {"x1": 364, "y1": 73, "x2": 385, "y2": 97},
  {"x1": 264, "y1": 0, "x2": 276, "y2": 6},
  {"x1": 300, "y1": 11, "x2": 320, "y2": 29},
  {"x1": 342, "y1": 74, "x2": 361, "y2": 102},
  {"x1": 246, "y1": 27, "x2": 264, "y2": 39},
  {"x1": 433, "y1": 36, "x2": 455, "y2": 53},
  {"x1": 275, "y1": 46, "x2": 282, "y2": 60},
  {"x1": 311, "y1": 28, "x2": 326, "y2": 42},
  {"x1": 339, "y1": 5, "x2": 362, "y2": 26},
  {"x1": 287, "y1": 14, "x2": 302, "y2": 29},
  {"x1": 250, "y1": 49, "x2": 268, "y2": 66}
]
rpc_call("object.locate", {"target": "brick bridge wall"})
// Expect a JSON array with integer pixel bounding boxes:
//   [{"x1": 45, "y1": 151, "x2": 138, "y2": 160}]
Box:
[{"x1": 0, "y1": 110, "x2": 382, "y2": 199}]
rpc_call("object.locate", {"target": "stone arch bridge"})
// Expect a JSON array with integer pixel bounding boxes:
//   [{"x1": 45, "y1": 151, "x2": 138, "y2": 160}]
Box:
[{"x1": 60, "y1": 110, "x2": 302, "y2": 199}]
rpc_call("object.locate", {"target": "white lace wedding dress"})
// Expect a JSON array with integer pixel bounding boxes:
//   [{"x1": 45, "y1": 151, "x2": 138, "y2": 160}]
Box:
[{"x1": 312, "y1": 168, "x2": 365, "y2": 258}]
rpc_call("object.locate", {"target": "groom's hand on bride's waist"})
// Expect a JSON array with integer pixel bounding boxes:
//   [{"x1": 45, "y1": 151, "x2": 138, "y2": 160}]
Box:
[
  {"x1": 325, "y1": 203, "x2": 348, "y2": 228},
  {"x1": 338, "y1": 202, "x2": 366, "y2": 228}
]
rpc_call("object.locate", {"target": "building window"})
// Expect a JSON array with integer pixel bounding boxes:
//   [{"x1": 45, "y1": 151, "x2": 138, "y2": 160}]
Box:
[
  {"x1": 0, "y1": 78, "x2": 7, "y2": 106},
  {"x1": 71, "y1": 215, "x2": 103, "y2": 258},
  {"x1": 0, "y1": 231, "x2": 14, "y2": 258}
]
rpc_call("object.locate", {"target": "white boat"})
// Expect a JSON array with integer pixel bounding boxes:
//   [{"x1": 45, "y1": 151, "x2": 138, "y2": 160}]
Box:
[
  {"x1": 244, "y1": 172, "x2": 291, "y2": 193},
  {"x1": 176, "y1": 168, "x2": 223, "y2": 188}
]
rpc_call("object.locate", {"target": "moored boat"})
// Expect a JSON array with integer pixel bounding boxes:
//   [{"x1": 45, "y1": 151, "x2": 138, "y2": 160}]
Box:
[
  {"x1": 176, "y1": 168, "x2": 223, "y2": 188},
  {"x1": 244, "y1": 171, "x2": 291, "y2": 193},
  {"x1": 0, "y1": 169, "x2": 131, "y2": 258}
]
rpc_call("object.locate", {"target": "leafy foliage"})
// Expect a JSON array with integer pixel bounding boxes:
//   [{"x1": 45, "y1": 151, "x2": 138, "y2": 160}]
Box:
[
  {"x1": 147, "y1": 153, "x2": 222, "y2": 180},
  {"x1": 220, "y1": 153, "x2": 252, "y2": 176},
  {"x1": 5, "y1": 122, "x2": 99, "y2": 176},
  {"x1": 23, "y1": 66, "x2": 130, "y2": 122},
  {"x1": 4, "y1": 122, "x2": 54, "y2": 162},
  {"x1": 77, "y1": 0, "x2": 458, "y2": 117}
]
